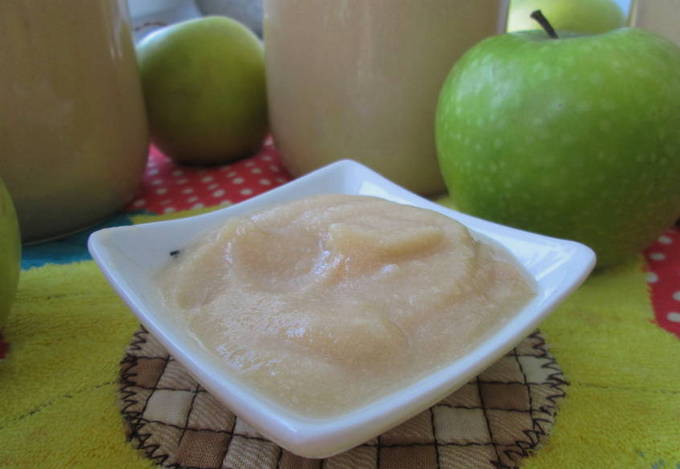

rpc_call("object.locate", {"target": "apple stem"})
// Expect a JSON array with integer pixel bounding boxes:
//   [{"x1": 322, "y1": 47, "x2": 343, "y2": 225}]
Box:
[{"x1": 530, "y1": 10, "x2": 559, "y2": 39}]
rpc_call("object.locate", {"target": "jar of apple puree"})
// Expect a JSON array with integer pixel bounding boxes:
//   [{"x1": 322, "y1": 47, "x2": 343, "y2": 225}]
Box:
[
  {"x1": 630, "y1": 0, "x2": 680, "y2": 45},
  {"x1": 264, "y1": 0, "x2": 508, "y2": 195},
  {"x1": 0, "y1": 0, "x2": 148, "y2": 242}
]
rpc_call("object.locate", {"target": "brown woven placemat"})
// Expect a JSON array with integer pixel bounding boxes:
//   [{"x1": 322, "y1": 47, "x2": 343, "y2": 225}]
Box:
[{"x1": 119, "y1": 328, "x2": 566, "y2": 469}]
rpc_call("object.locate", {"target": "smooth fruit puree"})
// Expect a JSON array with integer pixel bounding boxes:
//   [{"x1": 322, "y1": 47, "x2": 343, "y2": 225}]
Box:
[{"x1": 158, "y1": 195, "x2": 535, "y2": 417}]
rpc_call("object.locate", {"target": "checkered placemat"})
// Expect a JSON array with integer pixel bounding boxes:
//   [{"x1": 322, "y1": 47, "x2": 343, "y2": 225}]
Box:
[{"x1": 119, "y1": 328, "x2": 566, "y2": 469}]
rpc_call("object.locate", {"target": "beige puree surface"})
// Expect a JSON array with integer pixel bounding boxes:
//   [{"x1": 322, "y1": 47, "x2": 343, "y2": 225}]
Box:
[{"x1": 158, "y1": 195, "x2": 535, "y2": 417}]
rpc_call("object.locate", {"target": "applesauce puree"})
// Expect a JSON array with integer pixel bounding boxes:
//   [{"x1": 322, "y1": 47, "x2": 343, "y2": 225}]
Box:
[{"x1": 157, "y1": 195, "x2": 535, "y2": 417}]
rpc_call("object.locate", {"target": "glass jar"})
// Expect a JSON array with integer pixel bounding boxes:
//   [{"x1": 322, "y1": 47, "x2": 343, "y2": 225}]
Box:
[
  {"x1": 0, "y1": 0, "x2": 149, "y2": 242},
  {"x1": 264, "y1": 0, "x2": 508, "y2": 195},
  {"x1": 630, "y1": 0, "x2": 680, "y2": 45}
]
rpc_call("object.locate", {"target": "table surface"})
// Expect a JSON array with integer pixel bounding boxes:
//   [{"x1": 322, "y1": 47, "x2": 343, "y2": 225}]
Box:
[{"x1": 1, "y1": 143, "x2": 679, "y2": 469}]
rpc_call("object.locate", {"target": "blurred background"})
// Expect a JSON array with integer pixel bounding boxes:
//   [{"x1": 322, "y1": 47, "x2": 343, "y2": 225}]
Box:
[
  {"x1": 129, "y1": 0, "x2": 263, "y2": 41},
  {"x1": 128, "y1": 0, "x2": 634, "y2": 42}
]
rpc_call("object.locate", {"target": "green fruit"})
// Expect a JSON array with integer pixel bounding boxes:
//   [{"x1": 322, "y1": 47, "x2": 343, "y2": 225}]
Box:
[
  {"x1": 137, "y1": 16, "x2": 268, "y2": 165},
  {"x1": 0, "y1": 177, "x2": 20, "y2": 330},
  {"x1": 508, "y1": 0, "x2": 626, "y2": 34},
  {"x1": 436, "y1": 27, "x2": 680, "y2": 268}
]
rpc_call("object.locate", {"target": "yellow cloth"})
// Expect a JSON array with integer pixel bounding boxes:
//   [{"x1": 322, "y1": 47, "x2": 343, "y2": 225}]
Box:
[
  {"x1": 1, "y1": 208, "x2": 679, "y2": 468},
  {"x1": 0, "y1": 261, "x2": 152, "y2": 469},
  {"x1": 526, "y1": 259, "x2": 680, "y2": 468}
]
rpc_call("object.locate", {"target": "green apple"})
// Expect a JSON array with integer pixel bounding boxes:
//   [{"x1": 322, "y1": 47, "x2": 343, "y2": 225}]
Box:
[
  {"x1": 436, "y1": 26, "x2": 680, "y2": 268},
  {"x1": 137, "y1": 16, "x2": 268, "y2": 165},
  {"x1": 0, "y1": 177, "x2": 20, "y2": 330},
  {"x1": 508, "y1": 0, "x2": 626, "y2": 34}
]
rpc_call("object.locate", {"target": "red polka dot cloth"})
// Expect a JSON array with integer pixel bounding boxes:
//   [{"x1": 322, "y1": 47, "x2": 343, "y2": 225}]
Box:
[
  {"x1": 644, "y1": 228, "x2": 680, "y2": 337},
  {"x1": 128, "y1": 138, "x2": 291, "y2": 215}
]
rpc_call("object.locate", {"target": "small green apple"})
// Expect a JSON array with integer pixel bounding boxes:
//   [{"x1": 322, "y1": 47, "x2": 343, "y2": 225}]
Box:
[
  {"x1": 137, "y1": 16, "x2": 268, "y2": 165},
  {"x1": 0, "y1": 177, "x2": 20, "y2": 330},
  {"x1": 436, "y1": 26, "x2": 680, "y2": 268},
  {"x1": 508, "y1": 0, "x2": 625, "y2": 34}
]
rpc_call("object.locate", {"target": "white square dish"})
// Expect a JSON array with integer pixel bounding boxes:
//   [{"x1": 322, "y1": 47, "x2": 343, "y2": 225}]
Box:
[{"x1": 88, "y1": 159, "x2": 595, "y2": 458}]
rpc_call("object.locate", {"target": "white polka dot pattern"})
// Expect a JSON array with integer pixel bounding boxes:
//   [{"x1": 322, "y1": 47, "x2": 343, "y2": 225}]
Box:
[
  {"x1": 644, "y1": 227, "x2": 680, "y2": 338},
  {"x1": 127, "y1": 144, "x2": 292, "y2": 215}
]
